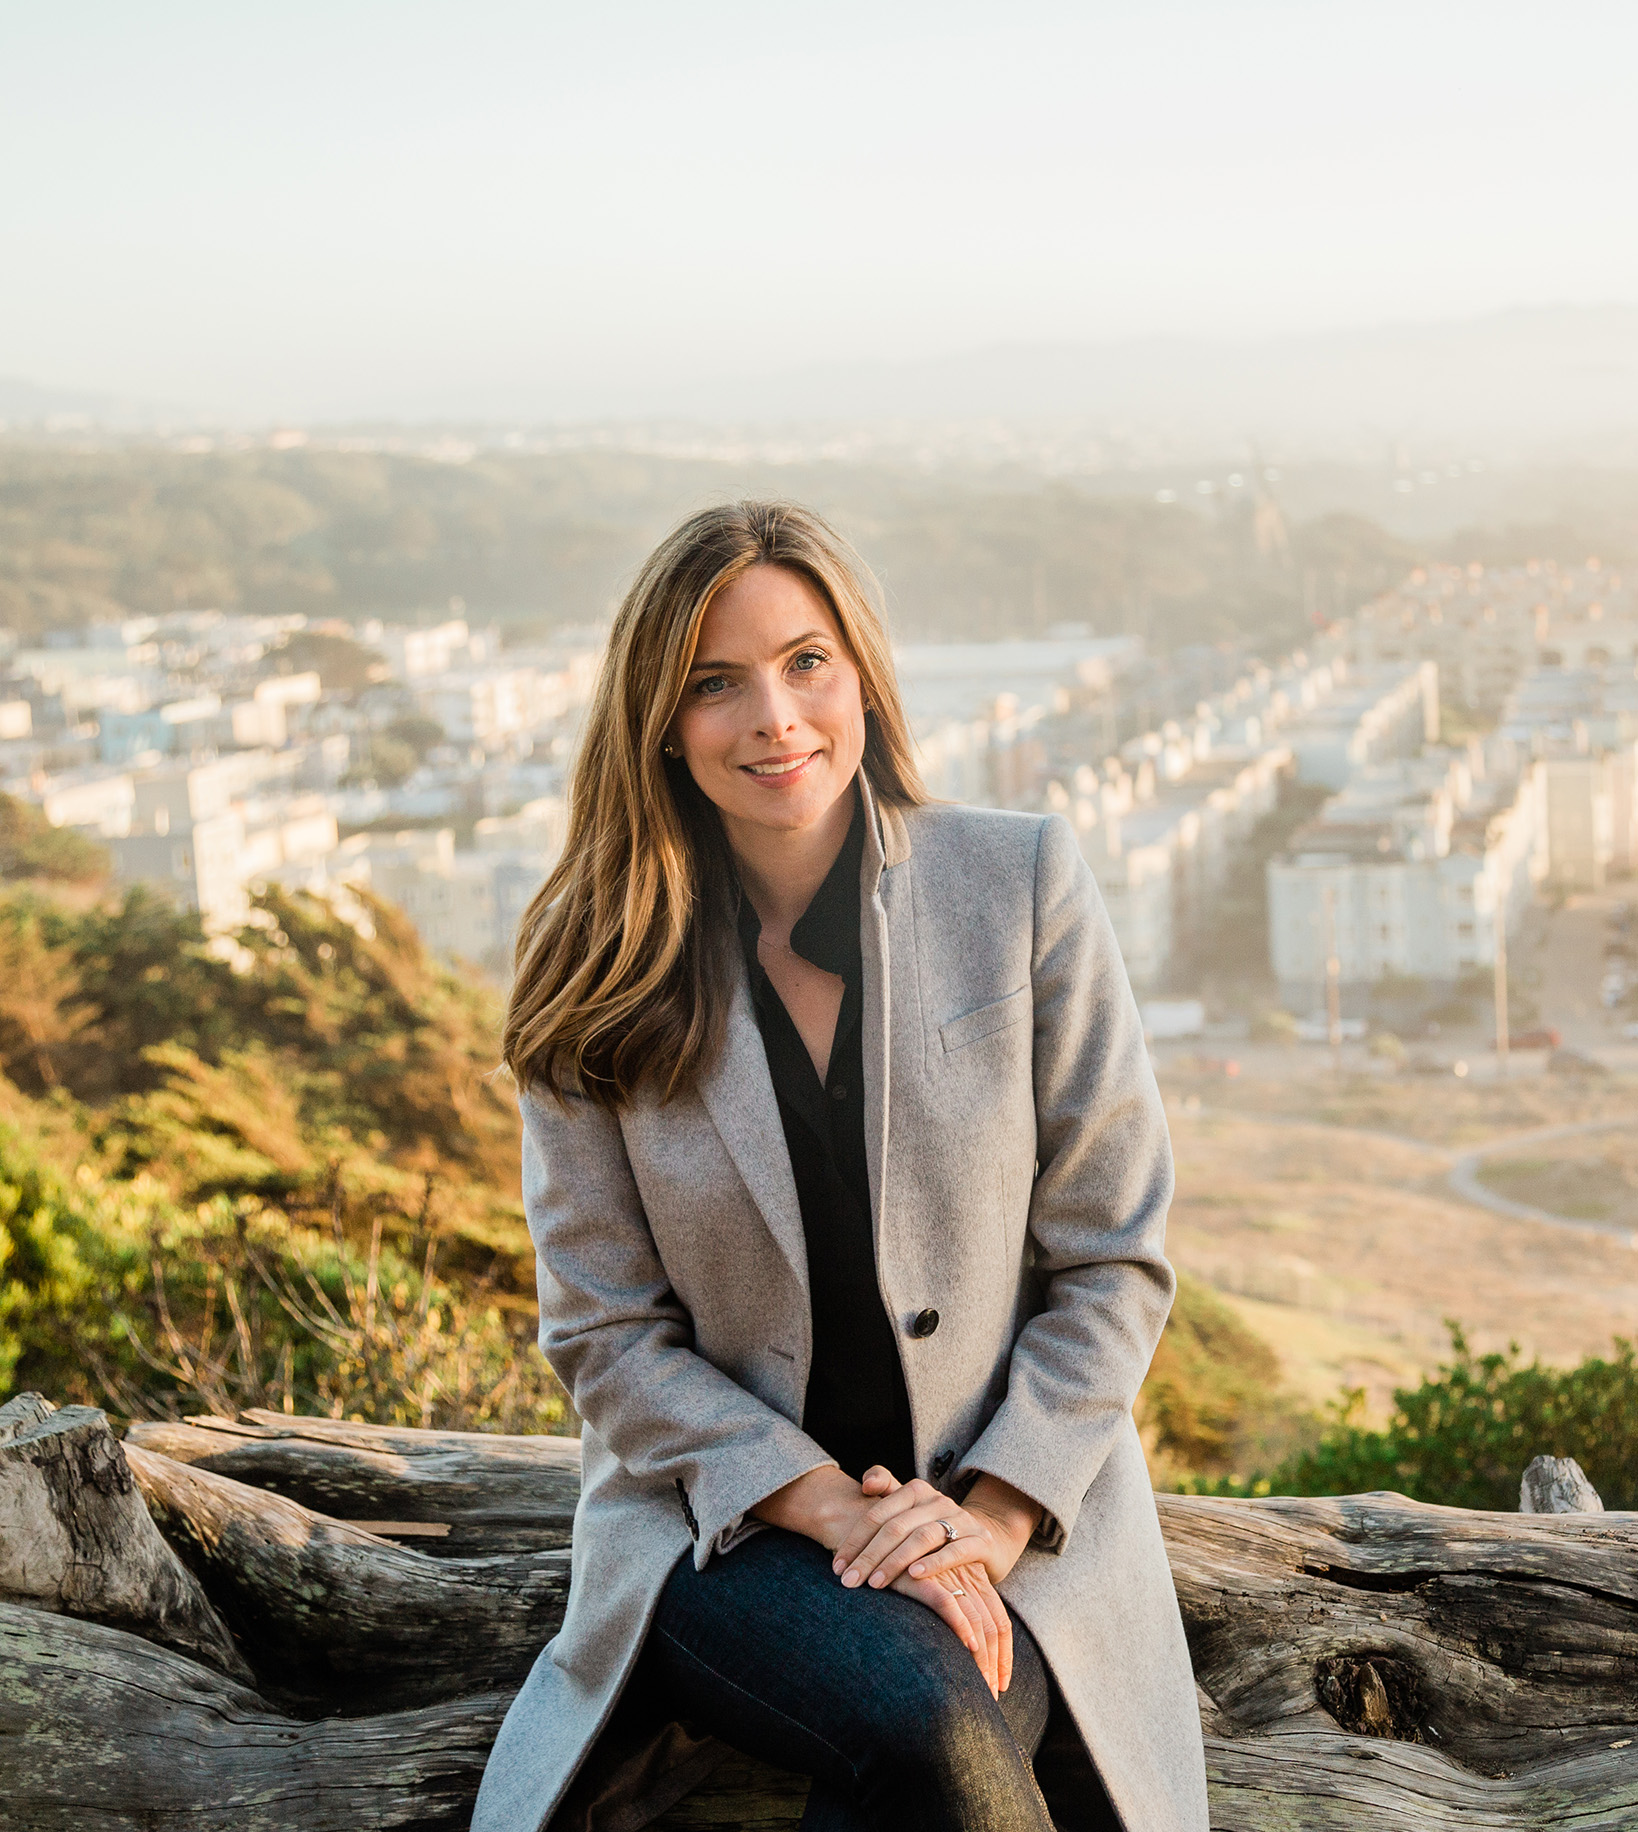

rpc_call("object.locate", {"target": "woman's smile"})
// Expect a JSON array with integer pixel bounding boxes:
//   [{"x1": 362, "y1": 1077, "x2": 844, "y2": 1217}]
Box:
[{"x1": 743, "y1": 749, "x2": 822, "y2": 780}]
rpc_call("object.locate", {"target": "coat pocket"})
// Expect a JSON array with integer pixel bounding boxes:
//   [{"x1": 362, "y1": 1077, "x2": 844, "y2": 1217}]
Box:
[{"x1": 939, "y1": 985, "x2": 1030, "y2": 1052}]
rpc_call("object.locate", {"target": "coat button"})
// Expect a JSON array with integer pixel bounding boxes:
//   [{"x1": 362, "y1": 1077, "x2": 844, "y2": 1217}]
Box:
[
  {"x1": 911, "y1": 1308, "x2": 940, "y2": 1339},
  {"x1": 931, "y1": 1449, "x2": 954, "y2": 1478}
]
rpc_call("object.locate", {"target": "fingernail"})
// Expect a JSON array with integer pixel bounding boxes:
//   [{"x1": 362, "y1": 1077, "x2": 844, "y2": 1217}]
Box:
[
  {"x1": 832, "y1": 1558, "x2": 844, "y2": 1574},
  {"x1": 868, "y1": 1571, "x2": 885, "y2": 1587},
  {"x1": 909, "y1": 1562, "x2": 925, "y2": 1577}
]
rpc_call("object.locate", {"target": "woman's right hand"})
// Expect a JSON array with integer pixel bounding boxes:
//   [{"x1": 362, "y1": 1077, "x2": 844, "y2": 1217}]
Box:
[{"x1": 862, "y1": 1467, "x2": 1014, "y2": 1698}]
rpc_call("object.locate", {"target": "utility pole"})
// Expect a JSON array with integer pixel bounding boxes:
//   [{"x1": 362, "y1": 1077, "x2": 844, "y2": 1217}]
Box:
[
  {"x1": 1493, "y1": 887, "x2": 1510, "y2": 1078},
  {"x1": 1322, "y1": 883, "x2": 1343, "y2": 1073}
]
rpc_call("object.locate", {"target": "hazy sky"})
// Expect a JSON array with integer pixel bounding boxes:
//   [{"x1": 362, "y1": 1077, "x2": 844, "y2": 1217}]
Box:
[{"x1": 3, "y1": 1, "x2": 1636, "y2": 421}]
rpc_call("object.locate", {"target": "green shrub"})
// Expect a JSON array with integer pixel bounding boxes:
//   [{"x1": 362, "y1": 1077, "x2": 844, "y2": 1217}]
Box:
[{"x1": 1264, "y1": 1323, "x2": 1638, "y2": 1509}]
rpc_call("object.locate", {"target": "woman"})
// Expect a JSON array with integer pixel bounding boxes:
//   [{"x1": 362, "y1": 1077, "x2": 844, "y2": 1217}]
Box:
[{"x1": 474, "y1": 503, "x2": 1208, "y2": 1832}]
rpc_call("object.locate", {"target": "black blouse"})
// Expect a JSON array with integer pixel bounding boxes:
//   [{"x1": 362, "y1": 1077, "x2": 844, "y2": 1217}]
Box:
[{"x1": 735, "y1": 795, "x2": 916, "y2": 1483}]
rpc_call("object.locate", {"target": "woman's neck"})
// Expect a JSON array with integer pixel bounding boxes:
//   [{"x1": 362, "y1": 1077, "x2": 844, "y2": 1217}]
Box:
[{"x1": 727, "y1": 782, "x2": 858, "y2": 945}]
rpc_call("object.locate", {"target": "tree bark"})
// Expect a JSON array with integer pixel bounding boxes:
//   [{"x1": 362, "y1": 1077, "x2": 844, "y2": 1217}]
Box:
[
  {"x1": 125, "y1": 1409, "x2": 580, "y2": 1554},
  {"x1": 0, "y1": 1397, "x2": 249, "y2": 1681},
  {"x1": 124, "y1": 1442, "x2": 569, "y2": 1712}
]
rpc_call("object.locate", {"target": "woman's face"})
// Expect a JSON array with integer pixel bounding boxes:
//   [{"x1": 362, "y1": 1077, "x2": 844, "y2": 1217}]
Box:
[{"x1": 669, "y1": 564, "x2": 867, "y2": 842}]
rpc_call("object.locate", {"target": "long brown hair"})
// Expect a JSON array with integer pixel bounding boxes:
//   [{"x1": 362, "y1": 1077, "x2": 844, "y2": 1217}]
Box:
[{"x1": 503, "y1": 501, "x2": 925, "y2": 1107}]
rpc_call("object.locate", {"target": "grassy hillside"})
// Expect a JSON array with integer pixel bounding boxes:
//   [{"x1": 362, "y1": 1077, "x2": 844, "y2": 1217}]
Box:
[{"x1": 0, "y1": 835, "x2": 559, "y2": 1430}]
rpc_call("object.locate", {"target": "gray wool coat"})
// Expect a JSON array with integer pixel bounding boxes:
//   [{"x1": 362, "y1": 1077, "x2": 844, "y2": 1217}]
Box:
[{"x1": 472, "y1": 777, "x2": 1209, "y2": 1832}]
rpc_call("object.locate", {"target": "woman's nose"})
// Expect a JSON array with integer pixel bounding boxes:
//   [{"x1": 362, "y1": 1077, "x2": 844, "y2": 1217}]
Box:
[{"x1": 748, "y1": 673, "x2": 798, "y2": 735}]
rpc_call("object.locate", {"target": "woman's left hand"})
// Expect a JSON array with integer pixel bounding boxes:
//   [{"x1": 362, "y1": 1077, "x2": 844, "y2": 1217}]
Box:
[{"x1": 832, "y1": 1468, "x2": 1042, "y2": 1593}]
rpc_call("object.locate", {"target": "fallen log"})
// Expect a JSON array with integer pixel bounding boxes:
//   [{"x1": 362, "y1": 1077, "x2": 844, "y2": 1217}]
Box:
[
  {"x1": 0, "y1": 1600, "x2": 508, "y2": 1832},
  {"x1": 1162, "y1": 1490, "x2": 1638, "y2": 1779},
  {"x1": 0, "y1": 1395, "x2": 249, "y2": 1681},
  {"x1": 126, "y1": 1409, "x2": 581, "y2": 1554},
  {"x1": 124, "y1": 1441, "x2": 570, "y2": 1712},
  {"x1": 9, "y1": 1395, "x2": 1638, "y2": 1831}
]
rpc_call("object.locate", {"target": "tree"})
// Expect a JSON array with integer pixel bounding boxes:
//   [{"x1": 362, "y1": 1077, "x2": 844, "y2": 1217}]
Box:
[{"x1": 0, "y1": 794, "x2": 109, "y2": 884}]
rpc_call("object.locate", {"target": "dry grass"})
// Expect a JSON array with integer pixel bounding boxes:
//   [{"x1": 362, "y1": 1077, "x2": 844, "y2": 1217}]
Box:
[
  {"x1": 1178, "y1": 1056, "x2": 1634, "y2": 1149},
  {"x1": 1159, "y1": 1069, "x2": 1638, "y2": 1425}
]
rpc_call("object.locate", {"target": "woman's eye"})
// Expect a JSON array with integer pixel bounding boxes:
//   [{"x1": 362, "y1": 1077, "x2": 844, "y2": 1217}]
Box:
[
  {"x1": 694, "y1": 675, "x2": 729, "y2": 697},
  {"x1": 791, "y1": 649, "x2": 828, "y2": 674}
]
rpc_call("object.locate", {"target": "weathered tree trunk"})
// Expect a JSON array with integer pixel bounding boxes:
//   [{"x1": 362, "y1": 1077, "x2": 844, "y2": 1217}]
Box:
[
  {"x1": 126, "y1": 1410, "x2": 580, "y2": 1554},
  {"x1": 0, "y1": 1600, "x2": 508, "y2": 1832},
  {"x1": 1162, "y1": 1491, "x2": 1638, "y2": 1828},
  {"x1": 124, "y1": 1441, "x2": 570, "y2": 1711},
  {"x1": 1163, "y1": 1490, "x2": 1638, "y2": 1775},
  {"x1": 9, "y1": 1395, "x2": 1638, "y2": 1832},
  {"x1": 0, "y1": 1395, "x2": 249, "y2": 1681}
]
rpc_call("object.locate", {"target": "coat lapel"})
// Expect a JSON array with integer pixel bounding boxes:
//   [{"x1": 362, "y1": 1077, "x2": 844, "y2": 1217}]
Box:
[
  {"x1": 696, "y1": 773, "x2": 914, "y2": 1306},
  {"x1": 696, "y1": 964, "x2": 810, "y2": 1304},
  {"x1": 858, "y1": 772, "x2": 912, "y2": 1252}
]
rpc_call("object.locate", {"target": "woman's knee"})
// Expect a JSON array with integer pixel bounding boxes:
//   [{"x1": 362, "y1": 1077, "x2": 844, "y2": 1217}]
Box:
[{"x1": 856, "y1": 1660, "x2": 1015, "y2": 1783}]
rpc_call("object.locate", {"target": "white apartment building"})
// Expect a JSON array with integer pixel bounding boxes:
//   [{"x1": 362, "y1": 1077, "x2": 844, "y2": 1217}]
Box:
[
  {"x1": 227, "y1": 672, "x2": 322, "y2": 748},
  {"x1": 1281, "y1": 661, "x2": 1439, "y2": 789},
  {"x1": 1500, "y1": 664, "x2": 1638, "y2": 888},
  {"x1": 361, "y1": 618, "x2": 494, "y2": 680},
  {"x1": 416, "y1": 668, "x2": 542, "y2": 747},
  {"x1": 1268, "y1": 753, "x2": 1545, "y2": 998},
  {"x1": 1052, "y1": 740, "x2": 1291, "y2": 992}
]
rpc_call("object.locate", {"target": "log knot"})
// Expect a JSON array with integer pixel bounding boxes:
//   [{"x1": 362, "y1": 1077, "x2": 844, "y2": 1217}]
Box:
[{"x1": 1314, "y1": 1654, "x2": 1429, "y2": 1745}]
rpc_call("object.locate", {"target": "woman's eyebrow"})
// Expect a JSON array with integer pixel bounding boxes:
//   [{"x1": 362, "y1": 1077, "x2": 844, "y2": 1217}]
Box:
[{"x1": 687, "y1": 631, "x2": 832, "y2": 673}]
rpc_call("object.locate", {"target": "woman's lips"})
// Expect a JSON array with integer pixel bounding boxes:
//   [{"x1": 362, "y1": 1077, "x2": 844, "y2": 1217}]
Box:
[{"x1": 741, "y1": 750, "x2": 820, "y2": 782}]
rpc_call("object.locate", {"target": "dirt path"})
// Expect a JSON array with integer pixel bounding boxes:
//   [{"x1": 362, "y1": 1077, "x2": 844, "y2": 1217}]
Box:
[{"x1": 1446, "y1": 1120, "x2": 1635, "y2": 1243}]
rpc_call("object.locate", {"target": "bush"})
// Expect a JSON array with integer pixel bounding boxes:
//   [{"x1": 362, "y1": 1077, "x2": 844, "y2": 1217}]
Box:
[
  {"x1": 1263, "y1": 1323, "x2": 1638, "y2": 1510},
  {"x1": 0, "y1": 1118, "x2": 567, "y2": 1433}
]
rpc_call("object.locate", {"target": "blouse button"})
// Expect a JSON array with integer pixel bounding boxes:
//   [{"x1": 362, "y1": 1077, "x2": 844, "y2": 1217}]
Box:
[
  {"x1": 911, "y1": 1308, "x2": 940, "y2": 1339},
  {"x1": 830, "y1": 1084, "x2": 847, "y2": 1101}
]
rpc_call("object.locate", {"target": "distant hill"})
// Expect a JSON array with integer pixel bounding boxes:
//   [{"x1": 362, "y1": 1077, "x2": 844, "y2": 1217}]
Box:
[
  {"x1": 0, "y1": 443, "x2": 1418, "y2": 650},
  {"x1": 673, "y1": 307, "x2": 1638, "y2": 450},
  {"x1": 0, "y1": 375, "x2": 183, "y2": 432}
]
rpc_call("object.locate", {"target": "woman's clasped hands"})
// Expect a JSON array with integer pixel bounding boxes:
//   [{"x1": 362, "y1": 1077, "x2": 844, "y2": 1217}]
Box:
[
  {"x1": 753, "y1": 1461, "x2": 1042, "y2": 1699},
  {"x1": 827, "y1": 1464, "x2": 1046, "y2": 1699}
]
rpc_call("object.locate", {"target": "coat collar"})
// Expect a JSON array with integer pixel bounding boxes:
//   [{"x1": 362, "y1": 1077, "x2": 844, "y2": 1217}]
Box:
[{"x1": 857, "y1": 767, "x2": 912, "y2": 892}]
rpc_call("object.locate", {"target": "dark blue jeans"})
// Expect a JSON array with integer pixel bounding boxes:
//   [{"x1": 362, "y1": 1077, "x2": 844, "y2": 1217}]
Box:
[{"x1": 634, "y1": 1527, "x2": 1058, "y2": 1832}]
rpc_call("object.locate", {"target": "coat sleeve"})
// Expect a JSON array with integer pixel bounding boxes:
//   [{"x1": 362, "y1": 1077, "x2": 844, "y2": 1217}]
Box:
[
  {"x1": 956, "y1": 812, "x2": 1176, "y2": 1550},
  {"x1": 519, "y1": 1083, "x2": 835, "y2": 1566}
]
